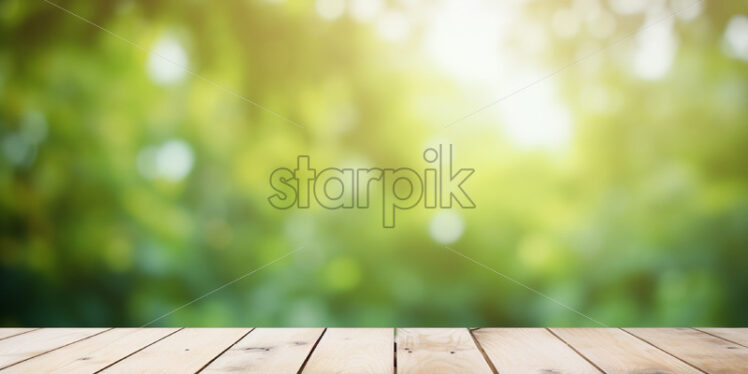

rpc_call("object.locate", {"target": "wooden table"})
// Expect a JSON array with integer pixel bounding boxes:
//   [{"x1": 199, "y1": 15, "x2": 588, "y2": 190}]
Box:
[{"x1": 0, "y1": 328, "x2": 746, "y2": 373}]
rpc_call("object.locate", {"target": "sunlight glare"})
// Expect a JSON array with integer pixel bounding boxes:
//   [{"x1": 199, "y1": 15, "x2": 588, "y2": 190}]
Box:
[
  {"x1": 633, "y1": 18, "x2": 678, "y2": 80},
  {"x1": 423, "y1": 0, "x2": 515, "y2": 84},
  {"x1": 429, "y1": 211, "x2": 465, "y2": 244},
  {"x1": 147, "y1": 36, "x2": 188, "y2": 85},
  {"x1": 500, "y1": 83, "x2": 572, "y2": 150},
  {"x1": 723, "y1": 15, "x2": 748, "y2": 62}
]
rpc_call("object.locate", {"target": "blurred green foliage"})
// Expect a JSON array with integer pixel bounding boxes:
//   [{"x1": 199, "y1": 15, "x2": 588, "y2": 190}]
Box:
[{"x1": 1, "y1": 0, "x2": 747, "y2": 327}]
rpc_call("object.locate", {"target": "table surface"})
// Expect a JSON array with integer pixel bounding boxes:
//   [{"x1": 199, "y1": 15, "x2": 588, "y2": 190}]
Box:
[{"x1": 0, "y1": 328, "x2": 746, "y2": 373}]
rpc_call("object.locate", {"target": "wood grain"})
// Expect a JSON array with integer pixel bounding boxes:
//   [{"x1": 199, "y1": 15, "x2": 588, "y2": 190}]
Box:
[
  {"x1": 3, "y1": 328, "x2": 177, "y2": 373},
  {"x1": 302, "y1": 328, "x2": 393, "y2": 374},
  {"x1": 0, "y1": 328, "x2": 107, "y2": 370},
  {"x1": 101, "y1": 328, "x2": 249, "y2": 374},
  {"x1": 202, "y1": 328, "x2": 323, "y2": 374},
  {"x1": 551, "y1": 328, "x2": 702, "y2": 374},
  {"x1": 0, "y1": 328, "x2": 36, "y2": 341},
  {"x1": 396, "y1": 328, "x2": 493, "y2": 374},
  {"x1": 474, "y1": 328, "x2": 600, "y2": 374},
  {"x1": 0, "y1": 327, "x2": 746, "y2": 372},
  {"x1": 626, "y1": 328, "x2": 748, "y2": 373},
  {"x1": 697, "y1": 328, "x2": 748, "y2": 347}
]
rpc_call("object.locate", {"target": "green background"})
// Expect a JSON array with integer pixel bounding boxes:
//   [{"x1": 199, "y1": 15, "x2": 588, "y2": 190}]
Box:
[{"x1": 1, "y1": 0, "x2": 747, "y2": 327}]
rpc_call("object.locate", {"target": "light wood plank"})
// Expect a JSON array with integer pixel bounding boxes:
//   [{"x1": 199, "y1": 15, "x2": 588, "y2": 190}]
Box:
[
  {"x1": 0, "y1": 328, "x2": 36, "y2": 341},
  {"x1": 302, "y1": 328, "x2": 393, "y2": 374},
  {"x1": 626, "y1": 328, "x2": 748, "y2": 373},
  {"x1": 474, "y1": 328, "x2": 600, "y2": 374},
  {"x1": 551, "y1": 328, "x2": 701, "y2": 374},
  {"x1": 697, "y1": 328, "x2": 748, "y2": 348},
  {"x1": 101, "y1": 328, "x2": 249, "y2": 374},
  {"x1": 396, "y1": 328, "x2": 493, "y2": 374},
  {"x1": 3, "y1": 328, "x2": 177, "y2": 373},
  {"x1": 0, "y1": 328, "x2": 107, "y2": 369},
  {"x1": 202, "y1": 328, "x2": 323, "y2": 374}
]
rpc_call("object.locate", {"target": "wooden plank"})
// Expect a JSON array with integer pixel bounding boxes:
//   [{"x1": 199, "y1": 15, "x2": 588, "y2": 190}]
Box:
[
  {"x1": 396, "y1": 328, "x2": 493, "y2": 374},
  {"x1": 0, "y1": 328, "x2": 107, "y2": 369},
  {"x1": 302, "y1": 328, "x2": 393, "y2": 374},
  {"x1": 202, "y1": 328, "x2": 323, "y2": 374},
  {"x1": 101, "y1": 328, "x2": 249, "y2": 374},
  {"x1": 697, "y1": 328, "x2": 748, "y2": 347},
  {"x1": 626, "y1": 328, "x2": 748, "y2": 373},
  {"x1": 550, "y1": 328, "x2": 701, "y2": 374},
  {"x1": 0, "y1": 328, "x2": 36, "y2": 341},
  {"x1": 3, "y1": 328, "x2": 178, "y2": 373},
  {"x1": 473, "y1": 328, "x2": 600, "y2": 374}
]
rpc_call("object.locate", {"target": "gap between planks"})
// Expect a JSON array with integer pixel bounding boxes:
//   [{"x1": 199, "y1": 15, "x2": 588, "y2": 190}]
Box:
[
  {"x1": 0, "y1": 328, "x2": 111, "y2": 370},
  {"x1": 195, "y1": 328, "x2": 254, "y2": 373},
  {"x1": 294, "y1": 328, "x2": 327, "y2": 374},
  {"x1": 624, "y1": 328, "x2": 748, "y2": 373},
  {"x1": 545, "y1": 327, "x2": 606, "y2": 374},
  {"x1": 1, "y1": 328, "x2": 747, "y2": 374},
  {"x1": 0, "y1": 329, "x2": 39, "y2": 342},
  {"x1": 621, "y1": 328, "x2": 708, "y2": 374},
  {"x1": 467, "y1": 329, "x2": 498, "y2": 374}
]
